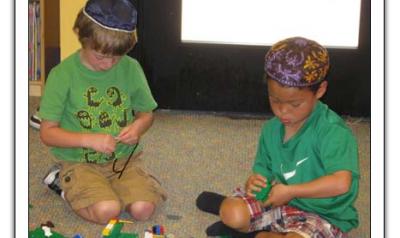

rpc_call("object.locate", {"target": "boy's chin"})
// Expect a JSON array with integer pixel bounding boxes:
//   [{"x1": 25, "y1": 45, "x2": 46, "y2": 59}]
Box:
[{"x1": 97, "y1": 67, "x2": 112, "y2": 72}]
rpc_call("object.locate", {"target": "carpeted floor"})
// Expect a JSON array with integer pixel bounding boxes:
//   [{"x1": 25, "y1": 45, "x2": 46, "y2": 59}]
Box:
[{"x1": 28, "y1": 97, "x2": 370, "y2": 238}]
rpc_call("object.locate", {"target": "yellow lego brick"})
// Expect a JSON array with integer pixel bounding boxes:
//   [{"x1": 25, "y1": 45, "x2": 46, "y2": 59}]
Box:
[{"x1": 102, "y1": 219, "x2": 118, "y2": 236}]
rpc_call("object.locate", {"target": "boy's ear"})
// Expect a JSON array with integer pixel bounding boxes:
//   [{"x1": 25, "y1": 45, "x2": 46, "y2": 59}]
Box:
[
  {"x1": 316, "y1": 81, "x2": 328, "y2": 99},
  {"x1": 74, "y1": 28, "x2": 79, "y2": 35}
]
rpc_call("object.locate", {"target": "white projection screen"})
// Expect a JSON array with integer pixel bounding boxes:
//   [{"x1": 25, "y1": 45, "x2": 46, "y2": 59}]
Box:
[{"x1": 181, "y1": 0, "x2": 361, "y2": 48}]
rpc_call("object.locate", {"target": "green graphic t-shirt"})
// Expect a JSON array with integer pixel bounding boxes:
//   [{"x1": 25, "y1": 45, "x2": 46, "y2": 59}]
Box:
[
  {"x1": 39, "y1": 51, "x2": 157, "y2": 163},
  {"x1": 252, "y1": 101, "x2": 359, "y2": 232}
]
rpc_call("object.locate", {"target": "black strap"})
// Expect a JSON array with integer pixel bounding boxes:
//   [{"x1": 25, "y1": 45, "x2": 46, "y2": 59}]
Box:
[{"x1": 112, "y1": 143, "x2": 139, "y2": 179}]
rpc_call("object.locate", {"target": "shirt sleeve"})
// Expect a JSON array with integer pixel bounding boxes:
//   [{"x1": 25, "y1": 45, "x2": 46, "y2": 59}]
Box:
[
  {"x1": 319, "y1": 124, "x2": 359, "y2": 176},
  {"x1": 252, "y1": 124, "x2": 273, "y2": 180},
  {"x1": 39, "y1": 68, "x2": 70, "y2": 122},
  {"x1": 129, "y1": 60, "x2": 158, "y2": 112}
]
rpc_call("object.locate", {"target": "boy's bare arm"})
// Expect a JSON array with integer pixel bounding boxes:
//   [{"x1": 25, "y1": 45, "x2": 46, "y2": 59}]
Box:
[
  {"x1": 289, "y1": 170, "x2": 352, "y2": 197},
  {"x1": 130, "y1": 111, "x2": 154, "y2": 136},
  {"x1": 40, "y1": 120, "x2": 116, "y2": 155},
  {"x1": 116, "y1": 111, "x2": 154, "y2": 145},
  {"x1": 265, "y1": 170, "x2": 352, "y2": 207}
]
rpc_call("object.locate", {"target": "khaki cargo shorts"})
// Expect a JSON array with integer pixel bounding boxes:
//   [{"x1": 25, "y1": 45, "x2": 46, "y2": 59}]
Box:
[{"x1": 58, "y1": 153, "x2": 167, "y2": 211}]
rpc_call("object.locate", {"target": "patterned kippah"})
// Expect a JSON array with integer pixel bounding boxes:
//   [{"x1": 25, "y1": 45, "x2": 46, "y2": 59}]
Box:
[
  {"x1": 264, "y1": 37, "x2": 329, "y2": 87},
  {"x1": 83, "y1": 0, "x2": 137, "y2": 33}
]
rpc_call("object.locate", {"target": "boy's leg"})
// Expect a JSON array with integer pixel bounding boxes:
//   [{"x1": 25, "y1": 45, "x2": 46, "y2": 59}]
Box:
[
  {"x1": 268, "y1": 206, "x2": 348, "y2": 238},
  {"x1": 206, "y1": 221, "x2": 260, "y2": 238},
  {"x1": 220, "y1": 196, "x2": 252, "y2": 232},
  {"x1": 125, "y1": 201, "x2": 155, "y2": 221},
  {"x1": 196, "y1": 191, "x2": 227, "y2": 215},
  {"x1": 219, "y1": 188, "x2": 283, "y2": 233},
  {"x1": 59, "y1": 162, "x2": 121, "y2": 224},
  {"x1": 197, "y1": 191, "x2": 257, "y2": 237},
  {"x1": 76, "y1": 200, "x2": 121, "y2": 224},
  {"x1": 111, "y1": 157, "x2": 167, "y2": 221}
]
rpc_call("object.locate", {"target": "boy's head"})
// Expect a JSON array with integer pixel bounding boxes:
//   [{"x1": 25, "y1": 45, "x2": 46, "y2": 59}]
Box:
[
  {"x1": 264, "y1": 37, "x2": 330, "y2": 128},
  {"x1": 74, "y1": 0, "x2": 138, "y2": 56}
]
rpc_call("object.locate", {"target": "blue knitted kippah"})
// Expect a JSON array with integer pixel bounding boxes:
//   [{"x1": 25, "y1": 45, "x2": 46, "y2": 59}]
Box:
[{"x1": 83, "y1": 0, "x2": 137, "y2": 33}]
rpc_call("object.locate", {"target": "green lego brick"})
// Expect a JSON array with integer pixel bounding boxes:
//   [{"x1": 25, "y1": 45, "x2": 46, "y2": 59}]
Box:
[
  {"x1": 103, "y1": 221, "x2": 138, "y2": 238},
  {"x1": 103, "y1": 222, "x2": 123, "y2": 237},
  {"x1": 29, "y1": 227, "x2": 66, "y2": 238},
  {"x1": 255, "y1": 180, "x2": 272, "y2": 202},
  {"x1": 118, "y1": 233, "x2": 139, "y2": 238}
]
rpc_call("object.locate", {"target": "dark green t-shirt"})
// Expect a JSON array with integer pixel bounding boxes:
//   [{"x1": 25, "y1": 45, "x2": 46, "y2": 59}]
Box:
[
  {"x1": 39, "y1": 51, "x2": 157, "y2": 163},
  {"x1": 252, "y1": 101, "x2": 359, "y2": 232}
]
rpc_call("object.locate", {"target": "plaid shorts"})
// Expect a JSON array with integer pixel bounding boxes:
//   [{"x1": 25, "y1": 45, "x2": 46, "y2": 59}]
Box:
[{"x1": 232, "y1": 188, "x2": 347, "y2": 238}]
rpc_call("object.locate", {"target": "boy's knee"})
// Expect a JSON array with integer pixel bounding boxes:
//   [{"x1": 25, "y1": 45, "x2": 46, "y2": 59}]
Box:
[
  {"x1": 127, "y1": 201, "x2": 155, "y2": 221},
  {"x1": 219, "y1": 197, "x2": 251, "y2": 231},
  {"x1": 284, "y1": 233, "x2": 304, "y2": 238},
  {"x1": 91, "y1": 200, "x2": 121, "y2": 224}
]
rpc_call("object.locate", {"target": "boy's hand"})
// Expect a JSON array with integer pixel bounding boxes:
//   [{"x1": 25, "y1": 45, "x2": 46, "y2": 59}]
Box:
[
  {"x1": 86, "y1": 134, "x2": 117, "y2": 155},
  {"x1": 245, "y1": 174, "x2": 267, "y2": 197},
  {"x1": 264, "y1": 183, "x2": 293, "y2": 207},
  {"x1": 115, "y1": 124, "x2": 140, "y2": 145},
  {"x1": 115, "y1": 111, "x2": 154, "y2": 145}
]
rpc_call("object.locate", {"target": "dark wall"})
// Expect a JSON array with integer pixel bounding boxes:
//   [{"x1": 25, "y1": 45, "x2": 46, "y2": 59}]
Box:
[{"x1": 129, "y1": 0, "x2": 371, "y2": 117}]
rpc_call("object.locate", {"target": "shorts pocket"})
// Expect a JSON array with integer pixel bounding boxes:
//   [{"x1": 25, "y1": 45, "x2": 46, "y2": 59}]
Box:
[{"x1": 59, "y1": 165, "x2": 80, "y2": 202}]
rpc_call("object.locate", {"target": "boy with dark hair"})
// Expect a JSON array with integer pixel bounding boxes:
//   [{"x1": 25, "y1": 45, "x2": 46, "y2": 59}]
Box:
[
  {"x1": 39, "y1": 0, "x2": 166, "y2": 224},
  {"x1": 197, "y1": 37, "x2": 359, "y2": 238}
]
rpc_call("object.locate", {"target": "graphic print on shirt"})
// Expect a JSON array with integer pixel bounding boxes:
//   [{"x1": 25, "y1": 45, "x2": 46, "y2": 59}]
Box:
[
  {"x1": 281, "y1": 156, "x2": 309, "y2": 181},
  {"x1": 116, "y1": 109, "x2": 128, "y2": 127},
  {"x1": 76, "y1": 110, "x2": 93, "y2": 129},
  {"x1": 99, "y1": 111, "x2": 112, "y2": 128},
  {"x1": 77, "y1": 85, "x2": 130, "y2": 163},
  {"x1": 107, "y1": 87, "x2": 123, "y2": 107},
  {"x1": 86, "y1": 87, "x2": 103, "y2": 107},
  {"x1": 83, "y1": 148, "x2": 97, "y2": 163}
]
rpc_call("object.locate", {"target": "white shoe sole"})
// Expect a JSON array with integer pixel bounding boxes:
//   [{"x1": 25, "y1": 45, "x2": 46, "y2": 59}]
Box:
[
  {"x1": 43, "y1": 169, "x2": 60, "y2": 185},
  {"x1": 29, "y1": 116, "x2": 41, "y2": 130}
]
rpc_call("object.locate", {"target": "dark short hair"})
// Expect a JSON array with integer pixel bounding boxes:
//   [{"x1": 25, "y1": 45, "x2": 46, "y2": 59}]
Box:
[{"x1": 265, "y1": 75, "x2": 324, "y2": 94}]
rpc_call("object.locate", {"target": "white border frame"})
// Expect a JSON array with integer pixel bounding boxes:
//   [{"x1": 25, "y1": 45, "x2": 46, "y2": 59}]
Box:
[
  {"x1": 386, "y1": 0, "x2": 398, "y2": 237},
  {"x1": 15, "y1": 0, "x2": 29, "y2": 237},
  {"x1": 3, "y1": 0, "x2": 14, "y2": 237},
  {"x1": 370, "y1": 0, "x2": 384, "y2": 236}
]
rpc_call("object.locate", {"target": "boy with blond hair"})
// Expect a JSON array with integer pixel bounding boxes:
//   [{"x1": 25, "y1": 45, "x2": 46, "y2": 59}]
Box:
[{"x1": 39, "y1": 0, "x2": 166, "y2": 224}]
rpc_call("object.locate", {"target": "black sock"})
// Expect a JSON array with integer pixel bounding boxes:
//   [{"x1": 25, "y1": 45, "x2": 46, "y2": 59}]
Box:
[
  {"x1": 196, "y1": 191, "x2": 226, "y2": 215},
  {"x1": 206, "y1": 221, "x2": 259, "y2": 238}
]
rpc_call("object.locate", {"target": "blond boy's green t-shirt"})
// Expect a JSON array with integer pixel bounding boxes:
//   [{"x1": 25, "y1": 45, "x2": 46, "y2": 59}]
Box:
[
  {"x1": 252, "y1": 101, "x2": 359, "y2": 232},
  {"x1": 39, "y1": 50, "x2": 157, "y2": 163}
]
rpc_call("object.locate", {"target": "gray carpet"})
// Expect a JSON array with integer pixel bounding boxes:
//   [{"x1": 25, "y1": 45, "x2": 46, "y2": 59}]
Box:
[{"x1": 29, "y1": 97, "x2": 370, "y2": 238}]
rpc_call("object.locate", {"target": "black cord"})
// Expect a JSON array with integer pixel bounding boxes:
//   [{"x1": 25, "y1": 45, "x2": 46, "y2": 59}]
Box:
[{"x1": 112, "y1": 143, "x2": 139, "y2": 179}]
